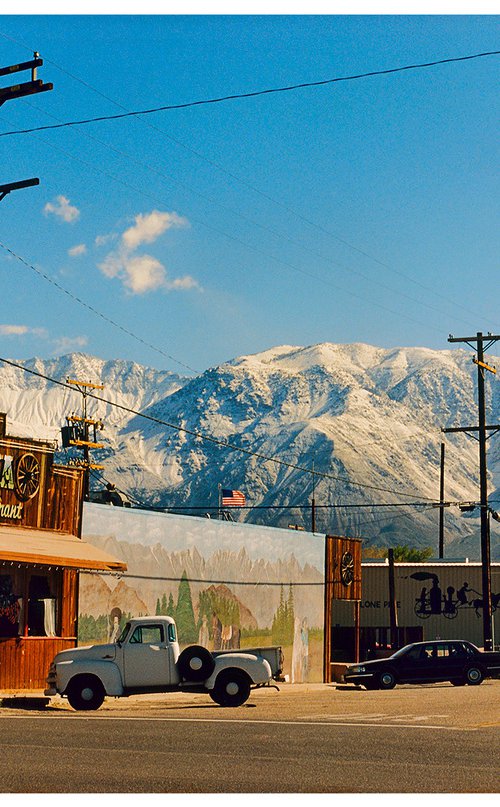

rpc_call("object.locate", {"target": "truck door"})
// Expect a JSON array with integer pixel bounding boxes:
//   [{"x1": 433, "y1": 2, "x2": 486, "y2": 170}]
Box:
[{"x1": 123, "y1": 623, "x2": 172, "y2": 688}]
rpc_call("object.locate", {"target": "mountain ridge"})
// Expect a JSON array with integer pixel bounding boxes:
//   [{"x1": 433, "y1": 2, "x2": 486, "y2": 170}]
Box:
[{"x1": 0, "y1": 342, "x2": 498, "y2": 559}]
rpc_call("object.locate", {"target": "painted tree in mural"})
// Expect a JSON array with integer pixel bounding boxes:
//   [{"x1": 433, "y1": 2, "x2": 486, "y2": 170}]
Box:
[
  {"x1": 175, "y1": 571, "x2": 198, "y2": 645},
  {"x1": 271, "y1": 584, "x2": 294, "y2": 646},
  {"x1": 156, "y1": 592, "x2": 178, "y2": 617},
  {"x1": 166, "y1": 592, "x2": 175, "y2": 618}
]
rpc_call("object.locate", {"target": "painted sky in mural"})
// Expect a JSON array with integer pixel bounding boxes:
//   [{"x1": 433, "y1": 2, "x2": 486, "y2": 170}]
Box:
[{"x1": 83, "y1": 502, "x2": 325, "y2": 566}]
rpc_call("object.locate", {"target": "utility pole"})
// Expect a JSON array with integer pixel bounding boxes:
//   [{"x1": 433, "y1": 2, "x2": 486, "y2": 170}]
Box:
[
  {"x1": 444, "y1": 332, "x2": 500, "y2": 650},
  {"x1": 311, "y1": 460, "x2": 316, "y2": 533},
  {"x1": 439, "y1": 442, "x2": 445, "y2": 558},
  {"x1": 0, "y1": 52, "x2": 52, "y2": 202},
  {"x1": 61, "y1": 380, "x2": 105, "y2": 501},
  {"x1": 388, "y1": 548, "x2": 399, "y2": 649}
]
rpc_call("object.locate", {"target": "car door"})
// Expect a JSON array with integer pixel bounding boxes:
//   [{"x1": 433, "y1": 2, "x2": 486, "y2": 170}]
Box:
[
  {"x1": 396, "y1": 644, "x2": 435, "y2": 683},
  {"x1": 123, "y1": 623, "x2": 171, "y2": 688},
  {"x1": 428, "y1": 643, "x2": 459, "y2": 681}
]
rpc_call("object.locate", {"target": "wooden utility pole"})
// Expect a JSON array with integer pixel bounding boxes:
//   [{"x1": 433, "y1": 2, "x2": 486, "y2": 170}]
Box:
[
  {"x1": 62, "y1": 380, "x2": 105, "y2": 501},
  {"x1": 0, "y1": 53, "x2": 52, "y2": 202},
  {"x1": 445, "y1": 332, "x2": 499, "y2": 651},
  {"x1": 311, "y1": 459, "x2": 316, "y2": 533},
  {"x1": 439, "y1": 442, "x2": 445, "y2": 558},
  {"x1": 388, "y1": 548, "x2": 399, "y2": 649}
]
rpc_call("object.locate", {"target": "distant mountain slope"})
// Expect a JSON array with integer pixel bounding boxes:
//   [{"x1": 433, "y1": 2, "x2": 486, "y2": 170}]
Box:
[{"x1": 0, "y1": 344, "x2": 498, "y2": 558}]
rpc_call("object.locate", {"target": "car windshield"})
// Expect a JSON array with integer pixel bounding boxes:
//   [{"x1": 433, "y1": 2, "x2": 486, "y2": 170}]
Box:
[{"x1": 116, "y1": 622, "x2": 131, "y2": 644}]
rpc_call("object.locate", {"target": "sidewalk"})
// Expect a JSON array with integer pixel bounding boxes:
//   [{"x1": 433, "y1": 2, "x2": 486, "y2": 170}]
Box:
[{"x1": 0, "y1": 681, "x2": 339, "y2": 710}]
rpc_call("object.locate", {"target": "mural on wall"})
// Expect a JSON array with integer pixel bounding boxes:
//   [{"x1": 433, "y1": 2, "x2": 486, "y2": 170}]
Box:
[
  {"x1": 80, "y1": 503, "x2": 325, "y2": 682},
  {"x1": 409, "y1": 571, "x2": 500, "y2": 620}
]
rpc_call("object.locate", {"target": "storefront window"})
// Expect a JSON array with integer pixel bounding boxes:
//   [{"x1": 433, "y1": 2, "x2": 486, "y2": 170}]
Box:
[
  {"x1": 0, "y1": 573, "x2": 21, "y2": 637},
  {"x1": 27, "y1": 573, "x2": 59, "y2": 637},
  {"x1": 0, "y1": 568, "x2": 62, "y2": 638}
]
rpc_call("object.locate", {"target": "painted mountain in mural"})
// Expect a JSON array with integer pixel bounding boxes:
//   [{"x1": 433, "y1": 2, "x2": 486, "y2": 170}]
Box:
[
  {"x1": 0, "y1": 342, "x2": 498, "y2": 558},
  {"x1": 78, "y1": 532, "x2": 324, "y2": 631}
]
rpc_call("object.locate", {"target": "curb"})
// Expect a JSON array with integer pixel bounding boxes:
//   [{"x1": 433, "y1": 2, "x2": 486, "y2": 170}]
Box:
[{"x1": 0, "y1": 696, "x2": 51, "y2": 709}]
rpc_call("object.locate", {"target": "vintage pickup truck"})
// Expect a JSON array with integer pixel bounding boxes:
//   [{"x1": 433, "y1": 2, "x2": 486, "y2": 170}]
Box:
[{"x1": 45, "y1": 615, "x2": 283, "y2": 710}]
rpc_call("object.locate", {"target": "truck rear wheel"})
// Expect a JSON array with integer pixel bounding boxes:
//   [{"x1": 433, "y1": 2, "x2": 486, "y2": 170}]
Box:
[
  {"x1": 177, "y1": 645, "x2": 215, "y2": 682},
  {"x1": 67, "y1": 675, "x2": 105, "y2": 711},
  {"x1": 210, "y1": 669, "x2": 251, "y2": 707}
]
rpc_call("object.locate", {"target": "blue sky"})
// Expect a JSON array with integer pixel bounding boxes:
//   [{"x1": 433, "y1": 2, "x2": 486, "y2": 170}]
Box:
[{"x1": 0, "y1": 11, "x2": 498, "y2": 375}]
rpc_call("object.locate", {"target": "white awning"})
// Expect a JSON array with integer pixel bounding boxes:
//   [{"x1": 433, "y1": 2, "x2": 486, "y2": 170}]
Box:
[{"x1": 0, "y1": 525, "x2": 127, "y2": 572}]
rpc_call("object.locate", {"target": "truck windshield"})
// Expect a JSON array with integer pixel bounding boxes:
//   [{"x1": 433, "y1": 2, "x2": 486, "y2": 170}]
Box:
[{"x1": 116, "y1": 622, "x2": 131, "y2": 644}]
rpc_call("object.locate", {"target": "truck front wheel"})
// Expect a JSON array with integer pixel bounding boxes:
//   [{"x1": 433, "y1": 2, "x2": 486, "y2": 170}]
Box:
[
  {"x1": 210, "y1": 669, "x2": 251, "y2": 707},
  {"x1": 67, "y1": 675, "x2": 105, "y2": 711}
]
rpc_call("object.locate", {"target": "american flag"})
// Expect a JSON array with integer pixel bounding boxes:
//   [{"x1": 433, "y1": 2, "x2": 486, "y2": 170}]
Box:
[{"x1": 221, "y1": 489, "x2": 246, "y2": 507}]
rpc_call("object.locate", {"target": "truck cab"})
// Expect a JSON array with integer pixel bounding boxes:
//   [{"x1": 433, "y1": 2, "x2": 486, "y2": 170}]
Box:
[{"x1": 115, "y1": 617, "x2": 181, "y2": 689}]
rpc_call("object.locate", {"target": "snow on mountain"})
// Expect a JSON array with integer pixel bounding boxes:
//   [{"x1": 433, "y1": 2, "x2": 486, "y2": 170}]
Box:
[{"x1": 0, "y1": 343, "x2": 498, "y2": 558}]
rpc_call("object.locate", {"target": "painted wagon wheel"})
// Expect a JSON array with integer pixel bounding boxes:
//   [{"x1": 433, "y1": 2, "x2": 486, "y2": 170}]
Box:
[
  {"x1": 340, "y1": 550, "x2": 354, "y2": 586},
  {"x1": 14, "y1": 453, "x2": 41, "y2": 501}
]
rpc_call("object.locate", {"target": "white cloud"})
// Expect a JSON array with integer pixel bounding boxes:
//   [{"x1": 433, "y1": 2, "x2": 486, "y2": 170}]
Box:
[
  {"x1": 44, "y1": 195, "x2": 80, "y2": 223},
  {"x1": 122, "y1": 210, "x2": 188, "y2": 250},
  {"x1": 165, "y1": 275, "x2": 200, "y2": 291},
  {"x1": 68, "y1": 243, "x2": 87, "y2": 257},
  {"x1": 121, "y1": 254, "x2": 168, "y2": 295},
  {"x1": 0, "y1": 324, "x2": 47, "y2": 337},
  {"x1": 95, "y1": 232, "x2": 117, "y2": 248},
  {"x1": 97, "y1": 209, "x2": 199, "y2": 295}
]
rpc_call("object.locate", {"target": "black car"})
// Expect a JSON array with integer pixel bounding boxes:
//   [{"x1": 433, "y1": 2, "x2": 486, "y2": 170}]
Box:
[{"x1": 344, "y1": 639, "x2": 500, "y2": 690}]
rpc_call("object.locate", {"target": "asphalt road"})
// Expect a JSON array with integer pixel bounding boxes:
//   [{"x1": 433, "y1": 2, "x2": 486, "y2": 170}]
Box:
[{"x1": 1, "y1": 681, "x2": 499, "y2": 793}]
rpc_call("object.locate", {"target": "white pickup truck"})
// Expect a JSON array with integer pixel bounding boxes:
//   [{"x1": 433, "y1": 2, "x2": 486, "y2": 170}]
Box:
[{"x1": 45, "y1": 615, "x2": 283, "y2": 710}]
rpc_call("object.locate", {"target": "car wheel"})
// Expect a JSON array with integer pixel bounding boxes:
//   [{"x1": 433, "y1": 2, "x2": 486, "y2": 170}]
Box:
[
  {"x1": 464, "y1": 666, "x2": 484, "y2": 686},
  {"x1": 177, "y1": 645, "x2": 215, "y2": 682},
  {"x1": 67, "y1": 675, "x2": 105, "y2": 711},
  {"x1": 378, "y1": 669, "x2": 397, "y2": 690},
  {"x1": 209, "y1": 669, "x2": 251, "y2": 707}
]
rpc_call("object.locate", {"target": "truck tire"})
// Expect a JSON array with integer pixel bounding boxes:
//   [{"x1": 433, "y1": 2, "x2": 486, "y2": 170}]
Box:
[
  {"x1": 209, "y1": 669, "x2": 251, "y2": 707},
  {"x1": 177, "y1": 645, "x2": 215, "y2": 682},
  {"x1": 66, "y1": 675, "x2": 105, "y2": 711}
]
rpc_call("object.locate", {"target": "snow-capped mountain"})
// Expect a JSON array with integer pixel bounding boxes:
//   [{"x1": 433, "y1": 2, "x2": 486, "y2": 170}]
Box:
[{"x1": 0, "y1": 343, "x2": 498, "y2": 558}]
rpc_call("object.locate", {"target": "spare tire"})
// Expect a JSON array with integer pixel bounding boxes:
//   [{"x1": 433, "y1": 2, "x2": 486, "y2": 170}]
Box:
[{"x1": 177, "y1": 645, "x2": 215, "y2": 682}]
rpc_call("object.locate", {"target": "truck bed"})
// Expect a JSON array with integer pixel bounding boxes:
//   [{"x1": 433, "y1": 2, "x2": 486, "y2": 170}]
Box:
[{"x1": 212, "y1": 645, "x2": 283, "y2": 679}]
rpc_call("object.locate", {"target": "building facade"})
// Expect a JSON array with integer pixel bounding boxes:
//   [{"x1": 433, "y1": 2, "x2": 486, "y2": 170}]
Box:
[
  {"x1": 0, "y1": 414, "x2": 126, "y2": 689},
  {"x1": 331, "y1": 559, "x2": 500, "y2": 661}
]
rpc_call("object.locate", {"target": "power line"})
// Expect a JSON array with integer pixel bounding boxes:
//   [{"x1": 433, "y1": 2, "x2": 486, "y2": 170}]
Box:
[
  {"x1": 8, "y1": 35, "x2": 496, "y2": 330},
  {"x1": 21, "y1": 98, "x2": 488, "y2": 334},
  {"x1": 3, "y1": 56, "x2": 495, "y2": 336},
  {"x1": 42, "y1": 66, "x2": 500, "y2": 331},
  {"x1": 3, "y1": 35, "x2": 499, "y2": 334},
  {"x1": 0, "y1": 241, "x2": 200, "y2": 375},
  {"x1": 1, "y1": 50, "x2": 498, "y2": 138},
  {"x1": 0, "y1": 354, "x2": 440, "y2": 502}
]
